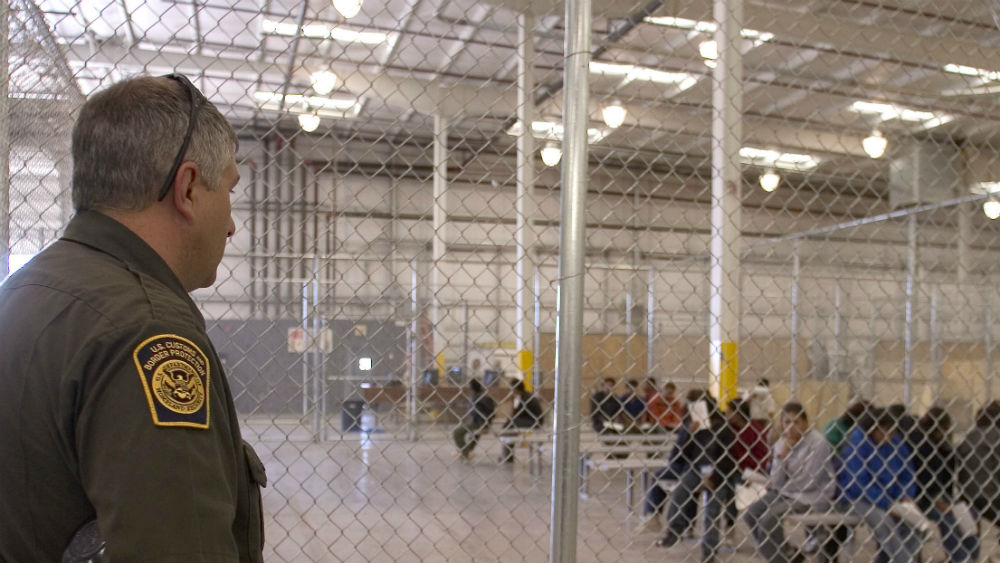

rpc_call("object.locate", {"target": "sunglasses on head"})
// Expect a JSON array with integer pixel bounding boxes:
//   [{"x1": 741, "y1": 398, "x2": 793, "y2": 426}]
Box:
[{"x1": 157, "y1": 73, "x2": 207, "y2": 201}]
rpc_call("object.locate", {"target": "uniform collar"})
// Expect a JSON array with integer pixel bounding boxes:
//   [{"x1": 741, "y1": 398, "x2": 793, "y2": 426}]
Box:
[{"x1": 62, "y1": 210, "x2": 197, "y2": 310}]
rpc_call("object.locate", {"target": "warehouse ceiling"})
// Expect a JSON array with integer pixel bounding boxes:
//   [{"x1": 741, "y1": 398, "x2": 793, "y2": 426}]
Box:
[{"x1": 13, "y1": 0, "x2": 1000, "y2": 195}]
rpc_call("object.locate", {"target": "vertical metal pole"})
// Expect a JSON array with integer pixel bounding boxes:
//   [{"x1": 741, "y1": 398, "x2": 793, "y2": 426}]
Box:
[
  {"x1": 462, "y1": 300, "x2": 469, "y2": 372},
  {"x1": 302, "y1": 283, "x2": 309, "y2": 416},
  {"x1": 930, "y1": 285, "x2": 941, "y2": 398},
  {"x1": 534, "y1": 269, "x2": 542, "y2": 373},
  {"x1": 319, "y1": 315, "x2": 328, "y2": 442},
  {"x1": 832, "y1": 281, "x2": 842, "y2": 380},
  {"x1": 515, "y1": 11, "x2": 537, "y2": 389},
  {"x1": 866, "y1": 301, "x2": 877, "y2": 400},
  {"x1": 903, "y1": 214, "x2": 917, "y2": 407},
  {"x1": 549, "y1": 0, "x2": 590, "y2": 557},
  {"x1": 790, "y1": 245, "x2": 800, "y2": 394},
  {"x1": 708, "y1": 0, "x2": 743, "y2": 406},
  {"x1": 311, "y1": 257, "x2": 322, "y2": 441},
  {"x1": 409, "y1": 257, "x2": 420, "y2": 441},
  {"x1": 625, "y1": 287, "x2": 633, "y2": 375},
  {"x1": 986, "y1": 291, "x2": 993, "y2": 403},
  {"x1": 647, "y1": 267, "x2": 655, "y2": 379},
  {"x1": 0, "y1": 0, "x2": 9, "y2": 280},
  {"x1": 958, "y1": 202, "x2": 971, "y2": 285},
  {"x1": 432, "y1": 114, "x2": 448, "y2": 376}
]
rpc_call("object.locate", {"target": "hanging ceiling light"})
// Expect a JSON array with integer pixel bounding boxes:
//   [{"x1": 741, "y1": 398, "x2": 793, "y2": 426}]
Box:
[
  {"x1": 699, "y1": 40, "x2": 718, "y2": 69},
  {"x1": 333, "y1": 0, "x2": 363, "y2": 19},
  {"x1": 310, "y1": 71, "x2": 338, "y2": 95},
  {"x1": 601, "y1": 101, "x2": 627, "y2": 129},
  {"x1": 540, "y1": 142, "x2": 562, "y2": 167},
  {"x1": 298, "y1": 112, "x2": 321, "y2": 132},
  {"x1": 984, "y1": 199, "x2": 1000, "y2": 220},
  {"x1": 862, "y1": 130, "x2": 888, "y2": 159},
  {"x1": 759, "y1": 170, "x2": 780, "y2": 192}
]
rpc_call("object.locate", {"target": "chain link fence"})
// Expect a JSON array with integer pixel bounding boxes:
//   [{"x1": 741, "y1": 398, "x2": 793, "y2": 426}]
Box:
[{"x1": 8, "y1": 0, "x2": 1000, "y2": 561}]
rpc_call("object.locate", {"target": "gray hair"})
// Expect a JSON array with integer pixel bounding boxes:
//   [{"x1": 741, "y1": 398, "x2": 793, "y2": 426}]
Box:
[{"x1": 71, "y1": 75, "x2": 236, "y2": 212}]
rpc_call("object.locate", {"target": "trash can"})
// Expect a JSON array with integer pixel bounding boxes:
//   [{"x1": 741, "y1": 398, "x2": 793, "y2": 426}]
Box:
[{"x1": 341, "y1": 399, "x2": 364, "y2": 432}]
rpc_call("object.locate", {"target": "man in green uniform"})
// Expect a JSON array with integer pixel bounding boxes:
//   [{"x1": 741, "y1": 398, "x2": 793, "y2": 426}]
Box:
[{"x1": 0, "y1": 74, "x2": 265, "y2": 562}]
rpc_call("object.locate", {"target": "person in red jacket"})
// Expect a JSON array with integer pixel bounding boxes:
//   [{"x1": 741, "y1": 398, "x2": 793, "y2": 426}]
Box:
[{"x1": 724, "y1": 399, "x2": 770, "y2": 527}]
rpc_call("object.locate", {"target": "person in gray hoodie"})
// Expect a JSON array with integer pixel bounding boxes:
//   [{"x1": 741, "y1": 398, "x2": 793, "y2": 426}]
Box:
[{"x1": 744, "y1": 401, "x2": 835, "y2": 563}]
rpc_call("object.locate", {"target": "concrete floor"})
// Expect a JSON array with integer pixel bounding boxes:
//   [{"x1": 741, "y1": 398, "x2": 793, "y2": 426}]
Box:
[{"x1": 243, "y1": 417, "x2": 998, "y2": 563}]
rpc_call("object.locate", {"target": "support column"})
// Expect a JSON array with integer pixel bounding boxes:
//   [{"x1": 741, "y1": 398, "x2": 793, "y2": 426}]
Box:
[
  {"x1": 549, "y1": 0, "x2": 590, "y2": 556},
  {"x1": 708, "y1": 0, "x2": 743, "y2": 408},
  {"x1": 986, "y1": 290, "x2": 993, "y2": 403},
  {"x1": 408, "y1": 258, "x2": 420, "y2": 441},
  {"x1": 790, "y1": 245, "x2": 800, "y2": 394},
  {"x1": 958, "y1": 202, "x2": 971, "y2": 285},
  {"x1": 832, "y1": 281, "x2": 842, "y2": 380},
  {"x1": 515, "y1": 12, "x2": 537, "y2": 390},
  {"x1": 930, "y1": 285, "x2": 941, "y2": 398},
  {"x1": 0, "y1": 0, "x2": 9, "y2": 280},
  {"x1": 903, "y1": 214, "x2": 917, "y2": 407},
  {"x1": 431, "y1": 114, "x2": 448, "y2": 376},
  {"x1": 647, "y1": 267, "x2": 656, "y2": 378}
]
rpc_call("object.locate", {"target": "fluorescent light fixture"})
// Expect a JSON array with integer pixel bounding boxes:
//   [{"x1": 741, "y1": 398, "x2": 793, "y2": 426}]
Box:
[
  {"x1": 759, "y1": 170, "x2": 780, "y2": 192},
  {"x1": 297, "y1": 113, "x2": 320, "y2": 132},
  {"x1": 862, "y1": 130, "x2": 888, "y2": 159},
  {"x1": 851, "y1": 100, "x2": 953, "y2": 129},
  {"x1": 944, "y1": 63, "x2": 1000, "y2": 82},
  {"x1": 358, "y1": 357, "x2": 373, "y2": 371},
  {"x1": 261, "y1": 19, "x2": 387, "y2": 44},
  {"x1": 333, "y1": 0, "x2": 363, "y2": 19},
  {"x1": 310, "y1": 71, "x2": 338, "y2": 95},
  {"x1": 699, "y1": 40, "x2": 718, "y2": 69},
  {"x1": 589, "y1": 61, "x2": 698, "y2": 90},
  {"x1": 644, "y1": 17, "x2": 775, "y2": 44},
  {"x1": 506, "y1": 120, "x2": 608, "y2": 144},
  {"x1": 985, "y1": 200, "x2": 1000, "y2": 220},
  {"x1": 739, "y1": 147, "x2": 819, "y2": 171},
  {"x1": 254, "y1": 91, "x2": 362, "y2": 118},
  {"x1": 540, "y1": 142, "x2": 562, "y2": 167},
  {"x1": 601, "y1": 102, "x2": 627, "y2": 129},
  {"x1": 973, "y1": 181, "x2": 1000, "y2": 195}
]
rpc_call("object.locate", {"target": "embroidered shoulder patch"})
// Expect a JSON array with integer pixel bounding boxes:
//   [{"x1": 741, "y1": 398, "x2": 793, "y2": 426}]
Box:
[{"x1": 133, "y1": 334, "x2": 211, "y2": 429}]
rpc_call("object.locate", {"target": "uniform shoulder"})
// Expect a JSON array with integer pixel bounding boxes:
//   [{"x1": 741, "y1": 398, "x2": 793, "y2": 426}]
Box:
[{"x1": 5, "y1": 240, "x2": 194, "y2": 328}]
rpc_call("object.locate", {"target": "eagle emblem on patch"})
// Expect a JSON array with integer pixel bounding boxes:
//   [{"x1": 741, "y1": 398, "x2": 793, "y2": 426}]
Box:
[{"x1": 133, "y1": 334, "x2": 211, "y2": 429}]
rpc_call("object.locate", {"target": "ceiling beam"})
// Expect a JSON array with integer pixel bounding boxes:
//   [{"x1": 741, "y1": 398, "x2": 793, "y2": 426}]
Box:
[{"x1": 485, "y1": 0, "x2": 1000, "y2": 72}]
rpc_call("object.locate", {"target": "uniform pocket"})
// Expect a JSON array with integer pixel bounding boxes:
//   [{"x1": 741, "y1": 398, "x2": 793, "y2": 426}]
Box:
[
  {"x1": 242, "y1": 440, "x2": 267, "y2": 561},
  {"x1": 243, "y1": 440, "x2": 267, "y2": 487}
]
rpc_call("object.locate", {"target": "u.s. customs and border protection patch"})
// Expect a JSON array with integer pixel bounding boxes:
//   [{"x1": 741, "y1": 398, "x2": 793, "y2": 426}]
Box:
[{"x1": 133, "y1": 334, "x2": 211, "y2": 429}]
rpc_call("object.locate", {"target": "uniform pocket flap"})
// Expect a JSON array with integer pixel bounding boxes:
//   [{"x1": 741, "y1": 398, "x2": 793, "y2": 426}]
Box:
[{"x1": 242, "y1": 440, "x2": 267, "y2": 488}]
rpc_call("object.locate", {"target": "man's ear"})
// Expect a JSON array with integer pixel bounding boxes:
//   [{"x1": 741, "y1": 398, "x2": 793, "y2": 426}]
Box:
[{"x1": 169, "y1": 161, "x2": 199, "y2": 222}]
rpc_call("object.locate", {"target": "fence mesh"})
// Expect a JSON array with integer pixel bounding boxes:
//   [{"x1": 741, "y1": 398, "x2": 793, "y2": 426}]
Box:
[{"x1": 7, "y1": 0, "x2": 1000, "y2": 561}]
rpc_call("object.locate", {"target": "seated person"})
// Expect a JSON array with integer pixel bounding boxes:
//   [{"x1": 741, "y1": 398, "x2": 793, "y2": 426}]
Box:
[
  {"x1": 590, "y1": 377, "x2": 622, "y2": 433},
  {"x1": 911, "y1": 407, "x2": 978, "y2": 563},
  {"x1": 620, "y1": 379, "x2": 646, "y2": 432},
  {"x1": 725, "y1": 398, "x2": 771, "y2": 526},
  {"x1": 499, "y1": 380, "x2": 545, "y2": 463},
  {"x1": 654, "y1": 391, "x2": 736, "y2": 563},
  {"x1": 744, "y1": 401, "x2": 835, "y2": 563},
  {"x1": 958, "y1": 401, "x2": 1000, "y2": 527},
  {"x1": 646, "y1": 381, "x2": 684, "y2": 431},
  {"x1": 452, "y1": 378, "x2": 496, "y2": 459},
  {"x1": 729, "y1": 398, "x2": 770, "y2": 474},
  {"x1": 639, "y1": 393, "x2": 696, "y2": 533},
  {"x1": 836, "y1": 407, "x2": 919, "y2": 563}
]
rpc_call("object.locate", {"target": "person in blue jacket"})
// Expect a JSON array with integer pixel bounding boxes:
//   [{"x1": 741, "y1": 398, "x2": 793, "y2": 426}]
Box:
[{"x1": 837, "y1": 407, "x2": 920, "y2": 563}]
